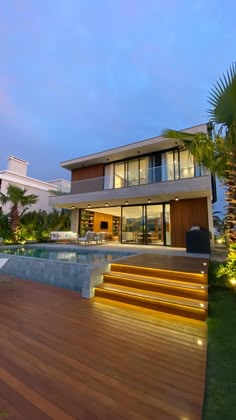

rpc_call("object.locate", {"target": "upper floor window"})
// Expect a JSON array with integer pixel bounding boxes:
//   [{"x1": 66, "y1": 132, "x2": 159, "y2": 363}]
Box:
[{"x1": 104, "y1": 149, "x2": 203, "y2": 189}]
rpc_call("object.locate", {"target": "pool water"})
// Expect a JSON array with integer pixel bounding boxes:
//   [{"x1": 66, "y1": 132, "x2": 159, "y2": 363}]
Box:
[{"x1": 0, "y1": 247, "x2": 134, "y2": 265}]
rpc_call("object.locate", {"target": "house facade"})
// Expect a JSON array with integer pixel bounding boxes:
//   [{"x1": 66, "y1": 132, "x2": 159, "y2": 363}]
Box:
[
  {"x1": 49, "y1": 124, "x2": 216, "y2": 248},
  {"x1": 0, "y1": 156, "x2": 70, "y2": 214}
]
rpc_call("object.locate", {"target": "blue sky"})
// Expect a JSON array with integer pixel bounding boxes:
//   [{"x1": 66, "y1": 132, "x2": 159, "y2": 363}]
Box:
[{"x1": 0, "y1": 0, "x2": 234, "y2": 212}]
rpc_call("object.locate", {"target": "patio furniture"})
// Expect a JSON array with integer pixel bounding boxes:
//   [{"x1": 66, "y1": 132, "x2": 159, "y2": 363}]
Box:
[
  {"x1": 96, "y1": 232, "x2": 109, "y2": 244},
  {"x1": 77, "y1": 231, "x2": 97, "y2": 245}
]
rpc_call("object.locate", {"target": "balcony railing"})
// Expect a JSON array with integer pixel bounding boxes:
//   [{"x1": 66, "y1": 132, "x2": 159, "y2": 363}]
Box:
[{"x1": 50, "y1": 164, "x2": 208, "y2": 196}]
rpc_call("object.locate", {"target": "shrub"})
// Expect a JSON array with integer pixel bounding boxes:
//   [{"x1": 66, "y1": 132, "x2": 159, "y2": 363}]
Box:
[{"x1": 215, "y1": 247, "x2": 236, "y2": 289}]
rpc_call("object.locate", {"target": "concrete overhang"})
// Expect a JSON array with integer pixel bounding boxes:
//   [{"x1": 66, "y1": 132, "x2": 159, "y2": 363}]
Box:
[
  {"x1": 61, "y1": 124, "x2": 207, "y2": 170},
  {"x1": 49, "y1": 175, "x2": 211, "y2": 210}
]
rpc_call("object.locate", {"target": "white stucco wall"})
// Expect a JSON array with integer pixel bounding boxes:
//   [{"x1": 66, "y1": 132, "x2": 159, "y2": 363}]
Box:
[{"x1": 0, "y1": 160, "x2": 70, "y2": 215}]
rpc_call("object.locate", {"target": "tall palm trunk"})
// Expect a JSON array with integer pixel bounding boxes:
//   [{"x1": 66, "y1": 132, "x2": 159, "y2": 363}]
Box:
[
  {"x1": 10, "y1": 204, "x2": 20, "y2": 240},
  {"x1": 225, "y1": 147, "x2": 236, "y2": 243}
]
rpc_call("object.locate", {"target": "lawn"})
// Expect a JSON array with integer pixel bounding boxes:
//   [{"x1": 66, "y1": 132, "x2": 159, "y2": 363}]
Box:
[{"x1": 203, "y1": 284, "x2": 236, "y2": 419}]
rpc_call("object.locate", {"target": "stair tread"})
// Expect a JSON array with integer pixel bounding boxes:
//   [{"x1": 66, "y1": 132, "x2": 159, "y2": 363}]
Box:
[
  {"x1": 104, "y1": 271, "x2": 208, "y2": 290},
  {"x1": 111, "y1": 262, "x2": 208, "y2": 275},
  {"x1": 97, "y1": 283, "x2": 208, "y2": 309}
]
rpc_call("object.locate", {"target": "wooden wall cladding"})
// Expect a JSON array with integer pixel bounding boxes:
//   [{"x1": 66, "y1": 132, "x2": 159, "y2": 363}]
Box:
[
  {"x1": 72, "y1": 164, "x2": 104, "y2": 182},
  {"x1": 93, "y1": 212, "x2": 113, "y2": 233},
  {"x1": 71, "y1": 164, "x2": 104, "y2": 193},
  {"x1": 170, "y1": 198, "x2": 209, "y2": 247}
]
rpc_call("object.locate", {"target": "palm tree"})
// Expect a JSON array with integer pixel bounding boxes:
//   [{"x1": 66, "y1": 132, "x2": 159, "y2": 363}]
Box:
[
  {"x1": 163, "y1": 63, "x2": 236, "y2": 243},
  {"x1": 0, "y1": 184, "x2": 38, "y2": 240}
]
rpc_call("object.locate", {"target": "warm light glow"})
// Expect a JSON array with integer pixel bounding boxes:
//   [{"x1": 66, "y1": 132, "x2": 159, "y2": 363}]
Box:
[
  {"x1": 125, "y1": 201, "x2": 128, "y2": 205},
  {"x1": 201, "y1": 286, "x2": 205, "y2": 289},
  {"x1": 200, "y1": 303, "x2": 204, "y2": 308},
  {"x1": 87, "y1": 204, "x2": 90, "y2": 208},
  {"x1": 175, "y1": 197, "x2": 179, "y2": 201},
  {"x1": 201, "y1": 271, "x2": 205, "y2": 274},
  {"x1": 216, "y1": 237, "x2": 225, "y2": 244},
  {"x1": 230, "y1": 278, "x2": 236, "y2": 286},
  {"x1": 105, "y1": 203, "x2": 108, "y2": 207},
  {"x1": 203, "y1": 262, "x2": 207, "y2": 266},
  {"x1": 197, "y1": 339, "x2": 203, "y2": 346},
  {"x1": 148, "y1": 199, "x2": 151, "y2": 203}
]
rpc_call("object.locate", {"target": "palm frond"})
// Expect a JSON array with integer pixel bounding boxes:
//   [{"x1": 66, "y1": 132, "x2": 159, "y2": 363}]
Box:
[{"x1": 208, "y1": 63, "x2": 236, "y2": 127}]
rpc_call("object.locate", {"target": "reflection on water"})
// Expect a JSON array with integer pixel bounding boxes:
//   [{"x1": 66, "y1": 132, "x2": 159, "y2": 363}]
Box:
[{"x1": 0, "y1": 247, "x2": 131, "y2": 264}]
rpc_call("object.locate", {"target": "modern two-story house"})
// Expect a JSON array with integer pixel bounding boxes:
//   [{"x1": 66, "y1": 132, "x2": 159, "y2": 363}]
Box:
[{"x1": 49, "y1": 123, "x2": 216, "y2": 248}]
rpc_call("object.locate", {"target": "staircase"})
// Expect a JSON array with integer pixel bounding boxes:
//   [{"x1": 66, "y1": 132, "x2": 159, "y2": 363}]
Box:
[{"x1": 95, "y1": 263, "x2": 208, "y2": 321}]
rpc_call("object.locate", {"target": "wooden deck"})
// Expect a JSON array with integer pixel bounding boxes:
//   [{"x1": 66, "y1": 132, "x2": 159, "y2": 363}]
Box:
[
  {"x1": 114, "y1": 253, "x2": 209, "y2": 274},
  {"x1": 0, "y1": 274, "x2": 207, "y2": 419}
]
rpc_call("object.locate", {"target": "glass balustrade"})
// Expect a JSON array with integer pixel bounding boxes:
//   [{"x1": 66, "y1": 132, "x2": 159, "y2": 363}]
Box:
[{"x1": 49, "y1": 163, "x2": 208, "y2": 196}]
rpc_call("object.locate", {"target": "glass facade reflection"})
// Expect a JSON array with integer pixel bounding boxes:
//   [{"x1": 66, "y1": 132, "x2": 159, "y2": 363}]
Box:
[
  {"x1": 121, "y1": 204, "x2": 171, "y2": 245},
  {"x1": 104, "y1": 149, "x2": 204, "y2": 190}
]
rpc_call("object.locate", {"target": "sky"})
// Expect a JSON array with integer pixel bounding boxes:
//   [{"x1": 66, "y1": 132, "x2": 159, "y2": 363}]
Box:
[{"x1": 0, "y1": 0, "x2": 235, "y2": 212}]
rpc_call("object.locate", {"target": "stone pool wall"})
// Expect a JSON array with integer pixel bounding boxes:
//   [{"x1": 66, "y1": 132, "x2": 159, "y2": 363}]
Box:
[{"x1": 0, "y1": 254, "x2": 109, "y2": 297}]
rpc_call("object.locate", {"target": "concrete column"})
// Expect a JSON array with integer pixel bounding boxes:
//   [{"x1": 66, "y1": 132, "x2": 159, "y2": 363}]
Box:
[{"x1": 71, "y1": 209, "x2": 79, "y2": 233}]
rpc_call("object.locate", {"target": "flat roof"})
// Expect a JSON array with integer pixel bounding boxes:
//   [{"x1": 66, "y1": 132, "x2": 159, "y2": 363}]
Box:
[{"x1": 61, "y1": 123, "x2": 207, "y2": 170}]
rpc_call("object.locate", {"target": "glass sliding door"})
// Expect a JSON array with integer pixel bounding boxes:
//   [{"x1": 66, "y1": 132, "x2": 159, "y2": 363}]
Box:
[
  {"x1": 121, "y1": 203, "x2": 170, "y2": 245},
  {"x1": 122, "y1": 206, "x2": 143, "y2": 244},
  {"x1": 146, "y1": 205, "x2": 164, "y2": 245},
  {"x1": 164, "y1": 204, "x2": 171, "y2": 245},
  {"x1": 139, "y1": 157, "x2": 149, "y2": 185},
  {"x1": 127, "y1": 159, "x2": 139, "y2": 186},
  {"x1": 179, "y1": 150, "x2": 194, "y2": 178},
  {"x1": 114, "y1": 162, "x2": 125, "y2": 188}
]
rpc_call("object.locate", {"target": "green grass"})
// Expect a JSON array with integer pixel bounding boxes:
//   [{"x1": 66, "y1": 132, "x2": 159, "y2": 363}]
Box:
[{"x1": 203, "y1": 287, "x2": 236, "y2": 419}]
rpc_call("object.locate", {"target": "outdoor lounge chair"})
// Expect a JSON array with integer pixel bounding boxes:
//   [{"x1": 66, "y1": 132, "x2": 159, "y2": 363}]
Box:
[
  {"x1": 96, "y1": 232, "x2": 108, "y2": 244},
  {"x1": 77, "y1": 231, "x2": 96, "y2": 245}
]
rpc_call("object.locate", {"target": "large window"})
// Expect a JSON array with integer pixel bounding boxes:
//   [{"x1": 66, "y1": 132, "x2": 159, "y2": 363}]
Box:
[
  {"x1": 179, "y1": 150, "x2": 194, "y2": 178},
  {"x1": 114, "y1": 162, "x2": 125, "y2": 188},
  {"x1": 127, "y1": 159, "x2": 139, "y2": 186},
  {"x1": 121, "y1": 203, "x2": 170, "y2": 245},
  {"x1": 104, "y1": 149, "x2": 201, "y2": 189}
]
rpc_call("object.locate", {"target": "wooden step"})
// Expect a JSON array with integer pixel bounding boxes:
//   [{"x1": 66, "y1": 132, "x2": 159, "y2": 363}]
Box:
[
  {"x1": 97, "y1": 283, "x2": 208, "y2": 309},
  {"x1": 110, "y1": 263, "x2": 208, "y2": 284},
  {"x1": 103, "y1": 272, "x2": 208, "y2": 301},
  {"x1": 95, "y1": 284, "x2": 207, "y2": 321}
]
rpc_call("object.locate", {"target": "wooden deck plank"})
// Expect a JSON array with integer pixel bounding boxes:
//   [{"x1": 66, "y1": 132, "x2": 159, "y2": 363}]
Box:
[
  {"x1": 0, "y1": 275, "x2": 207, "y2": 419},
  {"x1": 113, "y1": 253, "x2": 209, "y2": 273}
]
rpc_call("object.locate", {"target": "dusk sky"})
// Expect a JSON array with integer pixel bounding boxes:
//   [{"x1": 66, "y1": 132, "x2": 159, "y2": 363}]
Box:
[{"x1": 0, "y1": 0, "x2": 235, "y2": 211}]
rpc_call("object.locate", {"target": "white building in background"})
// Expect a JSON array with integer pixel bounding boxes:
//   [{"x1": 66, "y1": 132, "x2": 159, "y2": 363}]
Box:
[{"x1": 0, "y1": 156, "x2": 70, "y2": 215}]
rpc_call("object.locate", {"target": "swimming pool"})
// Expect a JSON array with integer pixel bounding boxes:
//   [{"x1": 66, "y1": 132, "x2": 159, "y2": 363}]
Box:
[
  {"x1": 0, "y1": 246, "x2": 133, "y2": 264},
  {"x1": 0, "y1": 246, "x2": 135, "y2": 298}
]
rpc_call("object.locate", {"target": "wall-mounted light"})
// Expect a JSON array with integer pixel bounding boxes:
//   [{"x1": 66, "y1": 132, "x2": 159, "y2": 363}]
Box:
[
  {"x1": 87, "y1": 204, "x2": 91, "y2": 208},
  {"x1": 125, "y1": 201, "x2": 128, "y2": 205},
  {"x1": 175, "y1": 197, "x2": 179, "y2": 201},
  {"x1": 105, "y1": 203, "x2": 108, "y2": 207},
  {"x1": 148, "y1": 199, "x2": 151, "y2": 204},
  {"x1": 71, "y1": 206, "x2": 75, "y2": 210}
]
